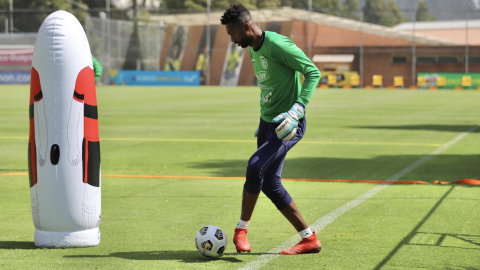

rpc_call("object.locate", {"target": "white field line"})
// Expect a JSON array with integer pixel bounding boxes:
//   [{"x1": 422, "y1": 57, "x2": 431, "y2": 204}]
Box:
[{"x1": 237, "y1": 124, "x2": 480, "y2": 270}]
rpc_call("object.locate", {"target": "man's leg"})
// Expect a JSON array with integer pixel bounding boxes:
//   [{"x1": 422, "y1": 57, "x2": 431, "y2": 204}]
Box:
[
  {"x1": 261, "y1": 162, "x2": 321, "y2": 255},
  {"x1": 261, "y1": 158, "x2": 309, "y2": 232},
  {"x1": 240, "y1": 188, "x2": 259, "y2": 222},
  {"x1": 233, "y1": 189, "x2": 258, "y2": 253},
  {"x1": 234, "y1": 119, "x2": 268, "y2": 253},
  {"x1": 279, "y1": 201, "x2": 308, "y2": 232},
  {"x1": 259, "y1": 116, "x2": 321, "y2": 255},
  {"x1": 234, "y1": 119, "x2": 287, "y2": 252}
]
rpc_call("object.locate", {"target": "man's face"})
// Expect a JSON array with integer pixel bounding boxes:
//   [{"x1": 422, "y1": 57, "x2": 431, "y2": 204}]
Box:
[{"x1": 226, "y1": 22, "x2": 250, "y2": 48}]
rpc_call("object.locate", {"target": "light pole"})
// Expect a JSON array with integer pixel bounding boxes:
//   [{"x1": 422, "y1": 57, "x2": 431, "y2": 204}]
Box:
[
  {"x1": 466, "y1": 10, "x2": 469, "y2": 74},
  {"x1": 308, "y1": 0, "x2": 312, "y2": 59},
  {"x1": 106, "y1": 0, "x2": 111, "y2": 81},
  {"x1": 9, "y1": 0, "x2": 13, "y2": 33},
  {"x1": 360, "y1": 12, "x2": 363, "y2": 88},
  {"x1": 206, "y1": 0, "x2": 211, "y2": 86},
  {"x1": 412, "y1": 0, "x2": 416, "y2": 87}
]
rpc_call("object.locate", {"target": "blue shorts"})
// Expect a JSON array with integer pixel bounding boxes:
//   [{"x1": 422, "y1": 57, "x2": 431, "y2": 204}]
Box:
[{"x1": 244, "y1": 114, "x2": 306, "y2": 210}]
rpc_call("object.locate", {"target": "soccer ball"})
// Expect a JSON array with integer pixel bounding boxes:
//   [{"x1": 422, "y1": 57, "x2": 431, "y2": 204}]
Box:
[{"x1": 195, "y1": 225, "x2": 227, "y2": 258}]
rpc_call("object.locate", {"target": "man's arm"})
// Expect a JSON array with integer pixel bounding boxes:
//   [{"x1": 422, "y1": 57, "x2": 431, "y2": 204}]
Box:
[
  {"x1": 92, "y1": 56, "x2": 103, "y2": 82},
  {"x1": 270, "y1": 38, "x2": 321, "y2": 107}
]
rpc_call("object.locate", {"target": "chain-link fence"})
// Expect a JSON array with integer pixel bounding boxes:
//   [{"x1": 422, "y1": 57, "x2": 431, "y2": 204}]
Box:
[
  {"x1": 84, "y1": 17, "x2": 165, "y2": 84},
  {"x1": 0, "y1": 16, "x2": 165, "y2": 85},
  {"x1": 1, "y1": 1, "x2": 480, "y2": 87}
]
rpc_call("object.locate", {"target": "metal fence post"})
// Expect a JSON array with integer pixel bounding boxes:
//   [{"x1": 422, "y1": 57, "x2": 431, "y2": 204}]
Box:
[
  {"x1": 412, "y1": 0, "x2": 416, "y2": 87},
  {"x1": 466, "y1": 10, "x2": 469, "y2": 74},
  {"x1": 206, "y1": 0, "x2": 211, "y2": 86},
  {"x1": 360, "y1": 12, "x2": 364, "y2": 88},
  {"x1": 118, "y1": 20, "x2": 121, "y2": 70}
]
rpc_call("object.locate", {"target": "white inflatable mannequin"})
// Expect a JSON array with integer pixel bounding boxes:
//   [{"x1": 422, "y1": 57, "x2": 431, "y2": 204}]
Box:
[{"x1": 28, "y1": 10, "x2": 101, "y2": 248}]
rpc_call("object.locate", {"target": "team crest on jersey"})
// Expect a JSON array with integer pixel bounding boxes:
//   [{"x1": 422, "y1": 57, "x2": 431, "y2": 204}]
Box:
[
  {"x1": 259, "y1": 56, "x2": 268, "y2": 69},
  {"x1": 255, "y1": 71, "x2": 269, "y2": 82}
]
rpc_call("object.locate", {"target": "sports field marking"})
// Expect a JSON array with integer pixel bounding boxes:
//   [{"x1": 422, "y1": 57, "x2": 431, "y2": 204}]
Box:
[
  {"x1": 0, "y1": 136, "x2": 443, "y2": 147},
  {"x1": 237, "y1": 124, "x2": 480, "y2": 270}
]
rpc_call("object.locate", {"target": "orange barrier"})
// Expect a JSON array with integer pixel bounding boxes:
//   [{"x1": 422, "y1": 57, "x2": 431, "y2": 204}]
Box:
[
  {"x1": 433, "y1": 179, "x2": 480, "y2": 185},
  {"x1": 3, "y1": 172, "x2": 480, "y2": 186}
]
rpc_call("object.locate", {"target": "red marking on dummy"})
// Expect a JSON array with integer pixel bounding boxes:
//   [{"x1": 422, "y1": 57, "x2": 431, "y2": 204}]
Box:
[{"x1": 30, "y1": 67, "x2": 42, "y2": 104}]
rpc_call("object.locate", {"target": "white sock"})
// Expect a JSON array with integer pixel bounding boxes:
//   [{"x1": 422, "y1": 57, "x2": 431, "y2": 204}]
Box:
[
  {"x1": 236, "y1": 219, "x2": 250, "y2": 229},
  {"x1": 299, "y1": 228, "x2": 313, "y2": 239}
]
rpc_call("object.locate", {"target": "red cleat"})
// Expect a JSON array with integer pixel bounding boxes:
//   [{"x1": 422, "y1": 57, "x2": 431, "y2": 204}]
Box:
[
  {"x1": 233, "y1": 228, "x2": 252, "y2": 253},
  {"x1": 280, "y1": 232, "x2": 321, "y2": 255}
]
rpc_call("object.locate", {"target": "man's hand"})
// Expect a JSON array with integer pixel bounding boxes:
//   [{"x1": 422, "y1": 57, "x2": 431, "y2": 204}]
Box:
[{"x1": 272, "y1": 103, "x2": 304, "y2": 140}]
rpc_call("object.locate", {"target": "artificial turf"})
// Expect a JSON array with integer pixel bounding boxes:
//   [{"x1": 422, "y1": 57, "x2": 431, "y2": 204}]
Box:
[{"x1": 1, "y1": 86, "x2": 479, "y2": 269}]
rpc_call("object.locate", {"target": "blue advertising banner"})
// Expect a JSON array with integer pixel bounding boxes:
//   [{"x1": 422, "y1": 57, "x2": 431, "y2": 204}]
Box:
[
  {"x1": 0, "y1": 71, "x2": 31, "y2": 84},
  {"x1": 109, "y1": 70, "x2": 200, "y2": 86}
]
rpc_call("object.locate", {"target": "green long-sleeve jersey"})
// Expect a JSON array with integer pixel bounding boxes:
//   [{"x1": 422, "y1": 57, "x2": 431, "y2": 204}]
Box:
[
  {"x1": 249, "y1": 31, "x2": 321, "y2": 123},
  {"x1": 92, "y1": 56, "x2": 103, "y2": 82}
]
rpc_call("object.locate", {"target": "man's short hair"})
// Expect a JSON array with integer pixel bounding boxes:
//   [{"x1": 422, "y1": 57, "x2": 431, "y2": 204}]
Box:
[{"x1": 220, "y1": 3, "x2": 251, "y2": 25}]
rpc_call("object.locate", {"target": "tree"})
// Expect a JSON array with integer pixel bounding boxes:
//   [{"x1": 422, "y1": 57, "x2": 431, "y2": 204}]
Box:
[
  {"x1": 386, "y1": 0, "x2": 406, "y2": 26},
  {"x1": 363, "y1": 0, "x2": 388, "y2": 25},
  {"x1": 8, "y1": 0, "x2": 88, "y2": 32},
  {"x1": 0, "y1": 0, "x2": 8, "y2": 32},
  {"x1": 341, "y1": 0, "x2": 360, "y2": 20},
  {"x1": 416, "y1": 0, "x2": 436, "y2": 22},
  {"x1": 257, "y1": 0, "x2": 281, "y2": 9},
  {"x1": 364, "y1": 0, "x2": 405, "y2": 27},
  {"x1": 163, "y1": 0, "x2": 258, "y2": 12},
  {"x1": 291, "y1": 0, "x2": 341, "y2": 16}
]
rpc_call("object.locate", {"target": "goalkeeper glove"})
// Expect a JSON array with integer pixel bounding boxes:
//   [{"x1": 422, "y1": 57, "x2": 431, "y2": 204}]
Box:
[{"x1": 272, "y1": 103, "x2": 304, "y2": 141}]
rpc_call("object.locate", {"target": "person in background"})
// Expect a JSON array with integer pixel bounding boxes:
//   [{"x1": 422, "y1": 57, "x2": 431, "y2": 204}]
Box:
[{"x1": 92, "y1": 56, "x2": 103, "y2": 82}]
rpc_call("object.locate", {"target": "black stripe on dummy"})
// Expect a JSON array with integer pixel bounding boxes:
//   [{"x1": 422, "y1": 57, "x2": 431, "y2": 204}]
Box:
[
  {"x1": 74, "y1": 91, "x2": 84, "y2": 101},
  {"x1": 82, "y1": 138, "x2": 100, "y2": 187},
  {"x1": 34, "y1": 91, "x2": 43, "y2": 102},
  {"x1": 29, "y1": 104, "x2": 34, "y2": 120},
  {"x1": 82, "y1": 139, "x2": 85, "y2": 184},
  {"x1": 28, "y1": 142, "x2": 36, "y2": 188},
  {"x1": 84, "y1": 104, "x2": 98, "y2": 119}
]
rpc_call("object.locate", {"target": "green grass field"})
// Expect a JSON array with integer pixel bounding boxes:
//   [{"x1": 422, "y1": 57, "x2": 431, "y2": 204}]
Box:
[{"x1": 1, "y1": 85, "x2": 480, "y2": 269}]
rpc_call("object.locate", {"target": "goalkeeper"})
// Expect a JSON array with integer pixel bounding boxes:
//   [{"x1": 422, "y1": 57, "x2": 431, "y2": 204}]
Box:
[{"x1": 221, "y1": 4, "x2": 321, "y2": 255}]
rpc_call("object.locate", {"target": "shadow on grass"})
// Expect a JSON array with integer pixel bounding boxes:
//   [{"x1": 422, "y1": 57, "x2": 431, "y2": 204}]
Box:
[
  {"x1": 65, "y1": 250, "x2": 243, "y2": 263},
  {"x1": 374, "y1": 186, "x2": 457, "y2": 270},
  {"x1": 186, "y1": 155, "x2": 480, "y2": 184},
  {"x1": 0, "y1": 241, "x2": 36, "y2": 249},
  {"x1": 373, "y1": 185, "x2": 480, "y2": 269},
  {"x1": 353, "y1": 125, "x2": 480, "y2": 133},
  {"x1": 407, "y1": 232, "x2": 480, "y2": 251}
]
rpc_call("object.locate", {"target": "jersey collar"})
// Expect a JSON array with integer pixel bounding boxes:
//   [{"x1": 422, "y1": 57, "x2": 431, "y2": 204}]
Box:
[{"x1": 253, "y1": 31, "x2": 265, "y2": 52}]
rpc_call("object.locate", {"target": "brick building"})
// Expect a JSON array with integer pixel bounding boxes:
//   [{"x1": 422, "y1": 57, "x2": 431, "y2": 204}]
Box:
[{"x1": 153, "y1": 7, "x2": 477, "y2": 87}]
